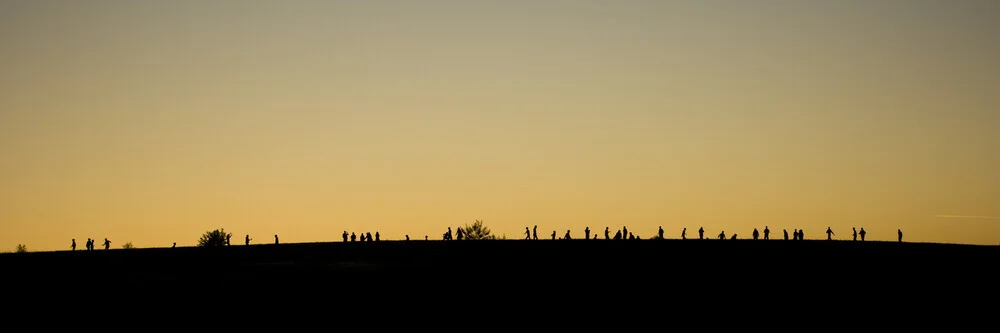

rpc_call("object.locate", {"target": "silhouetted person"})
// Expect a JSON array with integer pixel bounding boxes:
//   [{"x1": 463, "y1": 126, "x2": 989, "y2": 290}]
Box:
[
  {"x1": 226, "y1": 233, "x2": 232, "y2": 246},
  {"x1": 525, "y1": 227, "x2": 531, "y2": 240},
  {"x1": 446, "y1": 227, "x2": 453, "y2": 241},
  {"x1": 784, "y1": 229, "x2": 789, "y2": 240},
  {"x1": 564, "y1": 230, "x2": 572, "y2": 240},
  {"x1": 614, "y1": 230, "x2": 622, "y2": 240},
  {"x1": 103, "y1": 238, "x2": 110, "y2": 250},
  {"x1": 764, "y1": 226, "x2": 770, "y2": 240},
  {"x1": 172, "y1": 242, "x2": 176, "y2": 248},
  {"x1": 752, "y1": 228, "x2": 759, "y2": 240},
  {"x1": 658, "y1": 226, "x2": 663, "y2": 239},
  {"x1": 682, "y1": 228, "x2": 687, "y2": 240},
  {"x1": 859, "y1": 228, "x2": 866, "y2": 241},
  {"x1": 533, "y1": 225, "x2": 538, "y2": 240},
  {"x1": 86, "y1": 238, "x2": 91, "y2": 251},
  {"x1": 628, "y1": 232, "x2": 634, "y2": 240},
  {"x1": 852, "y1": 228, "x2": 857, "y2": 241},
  {"x1": 71, "y1": 239, "x2": 76, "y2": 251},
  {"x1": 375, "y1": 232, "x2": 380, "y2": 241},
  {"x1": 799, "y1": 229, "x2": 804, "y2": 240},
  {"x1": 456, "y1": 228, "x2": 464, "y2": 240},
  {"x1": 604, "y1": 227, "x2": 610, "y2": 240},
  {"x1": 826, "y1": 227, "x2": 835, "y2": 240},
  {"x1": 698, "y1": 227, "x2": 704, "y2": 240},
  {"x1": 406, "y1": 235, "x2": 410, "y2": 241},
  {"x1": 622, "y1": 226, "x2": 628, "y2": 240},
  {"x1": 274, "y1": 234, "x2": 279, "y2": 244},
  {"x1": 585, "y1": 227, "x2": 590, "y2": 239},
  {"x1": 593, "y1": 234, "x2": 597, "y2": 239},
  {"x1": 343, "y1": 231, "x2": 348, "y2": 242},
  {"x1": 719, "y1": 231, "x2": 725, "y2": 240},
  {"x1": 366, "y1": 232, "x2": 372, "y2": 242},
  {"x1": 731, "y1": 234, "x2": 737, "y2": 240},
  {"x1": 246, "y1": 235, "x2": 251, "y2": 245},
  {"x1": 551, "y1": 231, "x2": 556, "y2": 240},
  {"x1": 898, "y1": 229, "x2": 902, "y2": 242},
  {"x1": 351, "y1": 232, "x2": 356, "y2": 242},
  {"x1": 425, "y1": 235, "x2": 428, "y2": 241}
]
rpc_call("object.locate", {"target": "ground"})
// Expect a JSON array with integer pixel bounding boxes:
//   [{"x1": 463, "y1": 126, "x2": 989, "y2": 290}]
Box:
[{"x1": 2, "y1": 239, "x2": 996, "y2": 319}]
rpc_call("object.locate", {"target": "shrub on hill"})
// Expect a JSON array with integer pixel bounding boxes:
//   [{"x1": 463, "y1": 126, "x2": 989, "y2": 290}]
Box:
[
  {"x1": 462, "y1": 220, "x2": 495, "y2": 240},
  {"x1": 198, "y1": 228, "x2": 227, "y2": 247}
]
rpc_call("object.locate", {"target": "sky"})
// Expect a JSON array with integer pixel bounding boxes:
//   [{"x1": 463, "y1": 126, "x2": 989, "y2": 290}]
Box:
[{"x1": 2, "y1": 0, "x2": 998, "y2": 252}]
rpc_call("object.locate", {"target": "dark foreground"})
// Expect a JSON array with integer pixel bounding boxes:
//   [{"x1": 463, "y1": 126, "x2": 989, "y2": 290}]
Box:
[{"x1": 2, "y1": 239, "x2": 997, "y2": 320}]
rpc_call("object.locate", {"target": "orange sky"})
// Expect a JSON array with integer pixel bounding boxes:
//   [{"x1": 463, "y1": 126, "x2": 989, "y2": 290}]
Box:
[{"x1": 2, "y1": 0, "x2": 998, "y2": 252}]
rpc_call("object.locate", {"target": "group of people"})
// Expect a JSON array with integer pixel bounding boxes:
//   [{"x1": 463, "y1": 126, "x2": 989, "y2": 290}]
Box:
[
  {"x1": 69, "y1": 225, "x2": 906, "y2": 251},
  {"x1": 342, "y1": 231, "x2": 382, "y2": 242},
  {"x1": 512, "y1": 225, "x2": 906, "y2": 242},
  {"x1": 70, "y1": 238, "x2": 110, "y2": 251}
]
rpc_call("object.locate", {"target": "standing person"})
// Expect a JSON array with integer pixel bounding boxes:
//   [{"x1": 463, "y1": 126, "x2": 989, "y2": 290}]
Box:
[{"x1": 71, "y1": 239, "x2": 76, "y2": 251}]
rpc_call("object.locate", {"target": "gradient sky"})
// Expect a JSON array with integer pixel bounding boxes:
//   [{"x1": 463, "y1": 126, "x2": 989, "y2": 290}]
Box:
[{"x1": 2, "y1": 0, "x2": 998, "y2": 251}]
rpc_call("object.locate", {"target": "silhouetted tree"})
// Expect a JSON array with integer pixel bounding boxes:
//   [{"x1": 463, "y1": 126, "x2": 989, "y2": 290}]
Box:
[
  {"x1": 462, "y1": 220, "x2": 495, "y2": 240},
  {"x1": 122, "y1": 241, "x2": 134, "y2": 249},
  {"x1": 198, "y1": 228, "x2": 228, "y2": 247},
  {"x1": 15, "y1": 244, "x2": 27, "y2": 253}
]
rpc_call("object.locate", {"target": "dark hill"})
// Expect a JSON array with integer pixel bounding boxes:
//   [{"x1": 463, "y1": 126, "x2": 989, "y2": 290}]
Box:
[{"x1": 2, "y1": 239, "x2": 996, "y2": 317}]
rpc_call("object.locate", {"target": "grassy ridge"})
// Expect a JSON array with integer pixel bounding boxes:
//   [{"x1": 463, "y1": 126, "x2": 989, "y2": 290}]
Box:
[{"x1": 2, "y1": 239, "x2": 996, "y2": 319}]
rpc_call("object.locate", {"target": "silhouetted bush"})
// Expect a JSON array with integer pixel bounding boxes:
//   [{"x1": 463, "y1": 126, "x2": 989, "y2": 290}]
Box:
[
  {"x1": 462, "y1": 220, "x2": 495, "y2": 240},
  {"x1": 122, "y1": 242, "x2": 134, "y2": 249},
  {"x1": 198, "y1": 228, "x2": 227, "y2": 247},
  {"x1": 15, "y1": 244, "x2": 27, "y2": 253}
]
